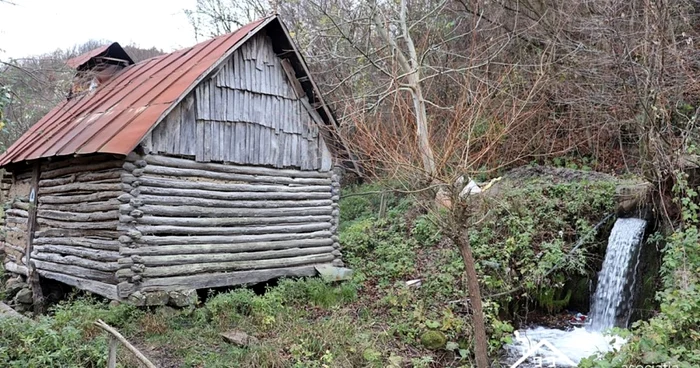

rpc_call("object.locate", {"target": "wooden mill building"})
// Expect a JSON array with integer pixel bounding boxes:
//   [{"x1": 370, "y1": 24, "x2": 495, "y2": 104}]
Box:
[{"x1": 0, "y1": 16, "x2": 345, "y2": 305}]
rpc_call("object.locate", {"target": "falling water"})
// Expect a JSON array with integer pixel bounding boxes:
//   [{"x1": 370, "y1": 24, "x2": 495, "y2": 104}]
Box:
[
  {"x1": 589, "y1": 217, "x2": 647, "y2": 331},
  {"x1": 505, "y1": 217, "x2": 646, "y2": 366}
]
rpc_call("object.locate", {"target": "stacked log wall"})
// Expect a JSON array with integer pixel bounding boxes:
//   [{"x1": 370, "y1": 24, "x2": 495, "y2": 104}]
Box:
[
  {"x1": 117, "y1": 152, "x2": 337, "y2": 294},
  {"x1": 31, "y1": 155, "x2": 124, "y2": 299},
  {"x1": 2, "y1": 169, "x2": 32, "y2": 276}
]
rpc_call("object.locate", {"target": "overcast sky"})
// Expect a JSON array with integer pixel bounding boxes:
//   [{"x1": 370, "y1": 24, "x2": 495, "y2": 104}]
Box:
[{"x1": 0, "y1": 0, "x2": 199, "y2": 60}]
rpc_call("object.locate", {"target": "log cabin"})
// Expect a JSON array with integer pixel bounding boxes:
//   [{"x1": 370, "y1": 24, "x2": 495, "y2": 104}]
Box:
[{"x1": 0, "y1": 16, "x2": 347, "y2": 306}]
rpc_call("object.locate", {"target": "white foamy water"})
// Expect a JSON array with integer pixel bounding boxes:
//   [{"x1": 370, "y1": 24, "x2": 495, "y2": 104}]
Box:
[
  {"x1": 505, "y1": 326, "x2": 626, "y2": 367},
  {"x1": 505, "y1": 218, "x2": 645, "y2": 366}
]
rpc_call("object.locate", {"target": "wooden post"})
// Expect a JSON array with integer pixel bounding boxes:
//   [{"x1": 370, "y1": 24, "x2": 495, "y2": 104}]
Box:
[
  {"x1": 26, "y1": 162, "x2": 45, "y2": 314},
  {"x1": 107, "y1": 337, "x2": 118, "y2": 368},
  {"x1": 94, "y1": 319, "x2": 157, "y2": 368},
  {"x1": 378, "y1": 193, "x2": 387, "y2": 219}
]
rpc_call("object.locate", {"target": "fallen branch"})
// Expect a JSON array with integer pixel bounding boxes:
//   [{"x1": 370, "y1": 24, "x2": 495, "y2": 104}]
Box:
[{"x1": 94, "y1": 319, "x2": 157, "y2": 368}]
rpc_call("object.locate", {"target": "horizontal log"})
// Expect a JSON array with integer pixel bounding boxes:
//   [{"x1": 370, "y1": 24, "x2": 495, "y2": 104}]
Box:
[
  {"x1": 120, "y1": 238, "x2": 333, "y2": 256},
  {"x1": 33, "y1": 237, "x2": 120, "y2": 250},
  {"x1": 14, "y1": 171, "x2": 33, "y2": 180},
  {"x1": 138, "y1": 246, "x2": 335, "y2": 266},
  {"x1": 38, "y1": 218, "x2": 119, "y2": 230},
  {"x1": 133, "y1": 176, "x2": 330, "y2": 193},
  {"x1": 3, "y1": 261, "x2": 28, "y2": 276},
  {"x1": 144, "y1": 155, "x2": 331, "y2": 179},
  {"x1": 40, "y1": 160, "x2": 124, "y2": 179},
  {"x1": 137, "y1": 186, "x2": 331, "y2": 201},
  {"x1": 31, "y1": 252, "x2": 120, "y2": 272},
  {"x1": 6, "y1": 209, "x2": 28, "y2": 218},
  {"x1": 3, "y1": 254, "x2": 19, "y2": 264},
  {"x1": 117, "y1": 282, "x2": 135, "y2": 298},
  {"x1": 143, "y1": 165, "x2": 331, "y2": 186},
  {"x1": 38, "y1": 182, "x2": 122, "y2": 195},
  {"x1": 138, "y1": 195, "x2": 332, "y2": 208},
  {"x1": 38, "y1": 170, "x2": 123, "y2": 188},
  {"x1": 75, "y1": 170, "x2": 123, "y2": 182},
  {"x1": 33, "y1": 245, "x2": 120, "y2": 262},
  {"x1": 5, "y1": 224, "x2": 28, "y2": 233},
  {"x1": 123, "y1": 162, "x2": 137, "y2": 172},
  {"x1": 6, "y1": 216, "x2": 27, "y2": 224},
  {"x1": 35, "y1": 229, "x2": 120, "y2": 238},
  {"x1": 39, "y1": 191, "x2": 122, "y2": 204},
  {"x1": 138, "y1": 230, "x2": 332, "y2": 246},
  {"x1": 39, "y1": 175, "x2": 75, "y2": 187},
  {"x1": 126, "y1": 151, "x2": 142, "y2": 162},
  {"x1": 136, "y1": 222, "x2": 331, "y2": 235},
  {"x1": 41, "y1": 154, "x2": 118, "y2": 171},
  {"x1": 138, "y1": 265, "x2": 320, "y2": 292},
  {"x1": 127, "y1": 215, "x2": 332, "y2": 227},
  {"x1": 39, "y1": 200, "x2": 121, "y2": 213},
  {"x1": 118, "y1": 194, "x2": 133, "y2": 203},
  {"x1": 37, "y1": 270, "x2": 119, "y2": 300},
  {"x1": 4, "y1": 243, "x2": 26, "y2": 254},
  {"x1": 133, "y1": 205, "x2": 332, "y2": 218},
  {"x1": 32, "y1": 259, "x2": 116, "y2": 283},
  {"x1": 38, "y1": 210, "x2": 119, "y2": 222},
  {"x1": 12, "y1": 201, "x2": 30, "y2": 210},
  {"x1": 121, "y1": 174, "x2": 138, "y2": 184},
  {"x1": 124, "y1": 254, "x2": 334, "y2": 278}
]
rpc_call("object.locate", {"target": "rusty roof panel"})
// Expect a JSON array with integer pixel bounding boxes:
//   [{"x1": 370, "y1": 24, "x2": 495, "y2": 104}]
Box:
[
  {"x1": 65, "y1": 44, "x2": 111, "y2": 68},
  {"x1": 0, "y1": 17, "x2": 269, "y2": 167}
]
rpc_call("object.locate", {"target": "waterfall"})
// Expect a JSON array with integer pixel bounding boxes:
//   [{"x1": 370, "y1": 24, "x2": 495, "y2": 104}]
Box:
[
  {"x1": 505, "y1": 217, "x2": 646, "y2": 366},
  {"x1": 589, "y1": 217, "x2": 647, "y2": 331}
]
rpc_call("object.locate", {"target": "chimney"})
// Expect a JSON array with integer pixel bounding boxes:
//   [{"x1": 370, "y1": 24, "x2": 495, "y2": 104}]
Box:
[{"x1": 66, "y1": 42, "x2": 134, "y2": 98}]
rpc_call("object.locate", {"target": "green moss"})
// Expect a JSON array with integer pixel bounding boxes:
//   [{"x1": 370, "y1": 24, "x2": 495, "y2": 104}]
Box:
[{"x1": 420, "y1": 330, "x2": 447, "y2": 350}]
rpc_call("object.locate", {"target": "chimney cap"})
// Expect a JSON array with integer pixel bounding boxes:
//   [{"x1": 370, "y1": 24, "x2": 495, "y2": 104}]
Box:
[{"x1": 66, "y1": 42, "x2": 135, "y2": 70}]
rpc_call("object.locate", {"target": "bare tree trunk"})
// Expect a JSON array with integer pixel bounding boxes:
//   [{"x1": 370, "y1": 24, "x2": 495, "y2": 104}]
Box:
[
  {"x1": 410, "y1": 84, "x2": 437, "y2": 177},
  {"x1": 370, "y1": 0, "x2": 437, "y2": 178},
  {"x1": 455, "y1": 229, "x2": 489, "y2": 368}
]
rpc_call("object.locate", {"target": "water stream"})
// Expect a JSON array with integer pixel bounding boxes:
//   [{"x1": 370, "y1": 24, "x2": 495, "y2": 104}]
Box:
[{"x1": 505, "y1": 217, "x2": 647, "y2": 367}]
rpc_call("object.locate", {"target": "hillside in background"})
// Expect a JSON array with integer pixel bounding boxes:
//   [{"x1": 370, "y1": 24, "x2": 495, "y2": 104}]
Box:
[{"x1": 0, "y1": 41, "x2": 164, "y2": 151}]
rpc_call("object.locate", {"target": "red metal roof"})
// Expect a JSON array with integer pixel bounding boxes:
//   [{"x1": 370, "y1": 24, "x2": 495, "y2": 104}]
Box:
[{"x1": 0, "y1": 17, "x2": 270, "y2": 167}]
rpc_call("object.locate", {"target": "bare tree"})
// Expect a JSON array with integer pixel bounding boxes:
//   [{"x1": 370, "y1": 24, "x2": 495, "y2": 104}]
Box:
[{"x1": 185, "y1": 0, "x2": 272, "y2": 40}]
